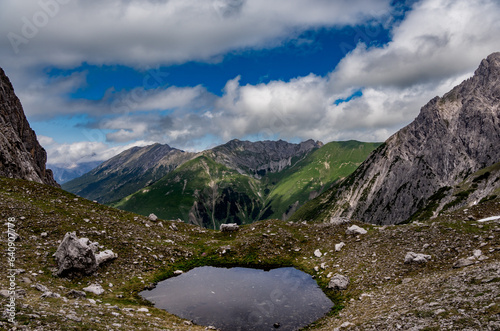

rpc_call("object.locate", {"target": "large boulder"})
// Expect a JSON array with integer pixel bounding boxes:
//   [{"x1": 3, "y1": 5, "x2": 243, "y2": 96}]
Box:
[
  {"x1": 53, "y1": 232, "x2": 98, "y2": 277},
  {"x1": 53, "y1": 232, "x2": 117, "y2": 277}
]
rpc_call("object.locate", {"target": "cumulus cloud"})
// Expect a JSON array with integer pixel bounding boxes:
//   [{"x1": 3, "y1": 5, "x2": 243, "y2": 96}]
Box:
[
  {"x1": 0, "y1": 0, "x2": 390, "y2": 69},
  {"x1": 43, "y1": 139, "x2": 156, "y2": 165},
  {"x1": 7, "y1": 0, "x2": 500, "y2": 164}
]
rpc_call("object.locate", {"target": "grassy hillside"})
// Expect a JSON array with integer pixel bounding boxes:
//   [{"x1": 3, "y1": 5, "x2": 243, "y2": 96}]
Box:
[
  {"x1": 112, "y1": 141, "x2": 380, "y2": 228},
  {"x1": 113, "y1": 155, "x2": 266, "y2": 229},
  {"x1": 265, "y1": 141, "x2": 383, "y2": 219}
]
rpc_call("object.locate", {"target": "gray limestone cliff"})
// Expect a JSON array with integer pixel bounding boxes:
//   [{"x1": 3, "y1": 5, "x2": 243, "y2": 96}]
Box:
[
  {"x1": 302, "y1": 52, "x2": 500, "y2": 225},
  {"x1": 207, "y1": 139, "x2": 323, "y2": 176},
  {"x1": 0, "y1": 67, "x2": 58, "y2": 187}
]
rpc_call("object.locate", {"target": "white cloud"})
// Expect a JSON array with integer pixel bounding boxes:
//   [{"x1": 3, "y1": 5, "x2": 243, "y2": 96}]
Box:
[
  {"x1": 11, "y1": 0, "x2": 500, "y2": 165},
  {"x1": 331, "y1": 0, "x2": 500, "y2": 90},
  {"x1": 0, "y1": 0, "x2": 390, "y2": 69},
  {"x1": 44, "y1": 139, "x2": 155, "y2": 165}
]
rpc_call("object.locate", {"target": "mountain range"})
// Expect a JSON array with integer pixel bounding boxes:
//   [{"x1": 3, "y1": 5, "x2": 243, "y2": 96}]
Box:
[{"x1": 63, "y1": 138, "x2": 380, "y2": 228}]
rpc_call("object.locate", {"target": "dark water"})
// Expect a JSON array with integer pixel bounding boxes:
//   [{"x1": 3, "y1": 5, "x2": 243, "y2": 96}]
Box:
[{"x1": 140, "y1": 266, "x2": 333, "y2": 331}]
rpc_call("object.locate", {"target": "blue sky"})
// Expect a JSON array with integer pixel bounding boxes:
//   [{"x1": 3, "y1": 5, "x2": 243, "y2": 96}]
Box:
[{"x1": 1, "y1": 0, "x2": 499, "y2": 167}]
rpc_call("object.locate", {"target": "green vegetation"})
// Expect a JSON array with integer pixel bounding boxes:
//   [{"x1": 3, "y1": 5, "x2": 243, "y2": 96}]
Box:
[{"x1": 112, "y1": 141, "x2": 381, "y2": 228}]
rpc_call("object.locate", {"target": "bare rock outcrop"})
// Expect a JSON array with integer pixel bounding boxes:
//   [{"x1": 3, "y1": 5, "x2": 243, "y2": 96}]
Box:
[
  {"x1": 306, "y1": 52, "x2": 500, "y2": 225},
  {"x1": 0, "y1": 67, "x2": 58, "y2": 187},
  {"x1": 53, "y1": 232, "x2": 117, "y2": 277}
]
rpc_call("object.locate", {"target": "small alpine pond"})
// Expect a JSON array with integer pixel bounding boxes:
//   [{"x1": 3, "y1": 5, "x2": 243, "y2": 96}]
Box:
[{"x1": 140, "y1": 266, "x2": 333, "y2": 331}]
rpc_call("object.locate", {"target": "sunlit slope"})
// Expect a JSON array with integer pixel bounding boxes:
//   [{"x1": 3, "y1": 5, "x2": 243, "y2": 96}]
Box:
[{"x1": 265, "y1": 141, "x2": 383, "y2": 219}]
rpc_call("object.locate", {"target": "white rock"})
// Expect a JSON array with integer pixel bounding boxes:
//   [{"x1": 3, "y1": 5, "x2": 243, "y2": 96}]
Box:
[
  {"x1": 314, "y1": 249, "x2": 322, "y2": 257},
  {"x1": 174, "y1": 270, "x2": 184, "y2": 276},
  {"x1": 335, "y1": 242, "x2": 345, "y2": 252},
  {"x1": 314, "y1": 266, "x2": 319, "y2": 272},
  {"x1": 137, "y1": 308, "x2": 149, "y2": 312},
  {"x1": 453, "y1": 257, "x2": 476, "y2": 268},
  {"x1": 83, "y1": 284, "x2": 105, "y2": 295},
  {"x1": 346, "y1": 225, "x2": 367, "y2": 235},
  {"x1": 473, "y1": 249, "x2": 482, "y2": 258},
  {"x1": 148, "y1": 213, "x2": 158, "y2": 221},
  {"x1": 404, "y1": 252, "x2": 432, "y2": 264},
  {"x1": 220, "y1": 223, "x2": 239, "y2": 232},
  {"x1": 330, "y1": 217, "x2": 350, "y2": 225},
  {"x1": 96, "y1": 250, "x2": 118, "y2": 265},
  {"x1": 328, "y1": 274, "x2": 350, "y2": 290}
]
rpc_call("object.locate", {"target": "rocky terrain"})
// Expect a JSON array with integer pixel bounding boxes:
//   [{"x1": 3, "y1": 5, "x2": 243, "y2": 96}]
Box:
[
  {"x1": 0, "y1": 177, "x2": 498, "y2": 330},
  {"x1": 0, "y1": 68, "x2": 58, "y2": 187},
  {"x1": 293, "y1": 52, "x2": 500, "y2": 226}
]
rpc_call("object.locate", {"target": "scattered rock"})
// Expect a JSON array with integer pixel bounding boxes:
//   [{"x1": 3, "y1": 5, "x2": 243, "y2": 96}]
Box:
[
  {"x1": 453, "y1": 257, "x2": 477, "y2": 268},
  {"x1": 174, "y1": 270, "x2": 184, "y2": 276},
  {"x1": 0, "y1": 290, "x2": 10, "y2": 298},
  {"x1": 34, "y1": 283, "x2": 49, "y2": 292},
  {"x1": 65, "y1": 290, "x2": 86, "y2": 299},
  {"x1": 169, "y1": 224, "x2": 178, "y2": 231},
  {"x1": 40, "y1": 232, "x2": 48, "y2": 238},
  {"x1": 95, "y1": 249, "x2": 118, "y2": 265},
  {"x1": 404, "y1": 252, "x2": 432, "y2": 264},
  {"x1": 335, "y1": 242, "x2": 345, "y2": 252},
  {"x1": 41, "y1": 291, "x2": 61, "y2": 298},
  {"x1": 148, "y1": 213, "x2": 158, "y2": 221},
  {"x1": 137, "y1": 308, "x2": 149, "y2": 313},
  {"x1": 83, "y1": 284, "x2": 105, "y2": 295},
  {"x1": 220, "y1": 223, "x2": 239, "y2": 232},
  {"x1": 346, "y1": 225, "x2": 367, "y2": 235},
  {"x1": 330, "y1": 217, "x2": 351, "y2": 225},
  {"x1": 328, "y1": 274, "x2": 350, "y2": 290},
  {"x1": 314, "y1": 249, "x2": 322, "y2": 257}
]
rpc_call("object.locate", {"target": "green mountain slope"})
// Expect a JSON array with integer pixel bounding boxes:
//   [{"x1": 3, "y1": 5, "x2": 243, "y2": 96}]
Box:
[
  {"x1": 266, "y1": 141, "x2": 383, "y2": 219},
  {"x1": 113, "y1": 141, "x2": 381, "y2": 228},
  {"x1": 113, "y1": 155, "x2": 266, "y2": 229},
  {"x1": 62, "y1": 144, "x2": 195, "y2": 204}
]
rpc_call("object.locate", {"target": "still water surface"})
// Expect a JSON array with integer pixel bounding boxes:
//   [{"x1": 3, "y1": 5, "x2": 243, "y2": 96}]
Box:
[{"x1": 140, "y1": 266, "x2": 333, "y2": 331}]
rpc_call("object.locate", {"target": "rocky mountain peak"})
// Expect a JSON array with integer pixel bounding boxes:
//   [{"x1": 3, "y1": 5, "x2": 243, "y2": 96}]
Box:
[
  {"x1": 299, "y1": 52, "x2": 500, "y2": 225},
  {"x1": 0, "y1": 67, "x2": 58, "y2": 187},
  {"x1": 208, "y1": 138, "x2": 323, "y2": 175}
]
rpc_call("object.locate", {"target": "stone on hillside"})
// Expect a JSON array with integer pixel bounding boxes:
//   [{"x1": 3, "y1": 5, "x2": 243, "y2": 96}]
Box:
[
  {"x1": 404, "y1": 252, "x2": 432, "y2": 264},
  {"x1": 96, "y1": 249, "x2": 118, "y2": 265},
  {"x1": 314, "y1": 249, "x2": 322, "y2": 257},
  {"x1": 330, "y1": 217, "x2": 351, "y2": 225},
  {"x1": 174, "y1": 270, "x2": 184, "y2": 276},
  {"x1": 335, "y1": 242, "x2": 345, "y2": 252},
  {"x1": 34, "y1": 283, "x2": 49, "y2": 292},
  {"x1": 148, "y1": 213, "x2": 158, "y2": 221},
  {"x1": 346, "y1": 225, "x2": 367, "y2": 235},
  {"x1": 83, "y1": 284, "x2": 105, "y2": 295},
  {"x1": 328, "y1": 274, "x2": 350, "y2": 290},
  {"x1": 41, "y1": 291, "x2": 61, "y2": 298},
  {"x1": 65, "y1": 289, "x2": 86, "y2": 299},
  {"x1": 220, "y1": 223, "x2": 239, "y2": 232},
  {"x1": 453, "y1": 257, "x2": 477, "y2": 268},
  {"x1": 53, "y1": 232, "x2": 98, "y2": 277}
]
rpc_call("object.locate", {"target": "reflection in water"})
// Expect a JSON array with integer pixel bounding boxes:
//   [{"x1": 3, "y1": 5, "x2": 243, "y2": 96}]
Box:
[{"x1": 140, "y1": 266, "x2": 333, "y2": 331}]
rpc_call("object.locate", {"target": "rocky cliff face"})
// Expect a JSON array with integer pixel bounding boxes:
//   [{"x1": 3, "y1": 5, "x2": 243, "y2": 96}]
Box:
[
  {"x1": 0, "y1": 67, "x2": 58, "y2": 187},
  {"x1": 300, "y1": 52, "x2": 500, "y2": 225},
  {"x1": 207, "y1": 139, "x2": 323, "y2": 176}
]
